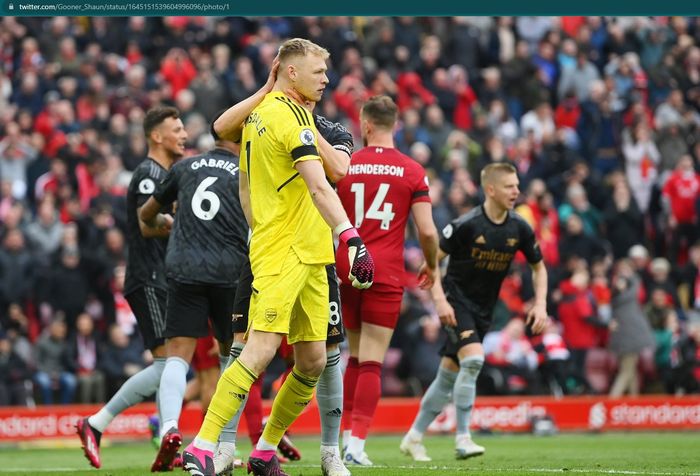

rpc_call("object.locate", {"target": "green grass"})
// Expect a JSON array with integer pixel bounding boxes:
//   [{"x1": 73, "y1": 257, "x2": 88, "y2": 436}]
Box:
[{"x1": 1, "y1": 433, "x2": 699, "y2": 475}]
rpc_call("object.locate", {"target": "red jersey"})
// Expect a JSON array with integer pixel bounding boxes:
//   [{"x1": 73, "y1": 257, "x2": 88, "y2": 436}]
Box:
[
  {"x1": 662, "y1": 171, "x2": 700, "y2": 224},
  {"x1": 336, "y1": 147, "x2": 430, "y2": 288}
]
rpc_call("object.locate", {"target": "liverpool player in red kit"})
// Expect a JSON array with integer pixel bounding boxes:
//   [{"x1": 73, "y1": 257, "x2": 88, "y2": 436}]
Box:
[{"x1": 335, "y1": 96, "x2": 439, "y2": 466}]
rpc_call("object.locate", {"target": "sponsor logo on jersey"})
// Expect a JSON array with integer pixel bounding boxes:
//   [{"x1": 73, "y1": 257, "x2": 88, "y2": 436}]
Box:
[
  {"x1": 506, "y1": 238, "x2": 518, "y2": 247},
  {"x1": 475, "y1": 235, "x2": 486, "y2": 244},
  {"x1": 265, "y1": 308, "x2": 277, "y2": 322}
]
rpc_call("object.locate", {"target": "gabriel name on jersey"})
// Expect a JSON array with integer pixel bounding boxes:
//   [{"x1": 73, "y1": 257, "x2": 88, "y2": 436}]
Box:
[{"x1": 189, "y1": 156, "x2": 239, "y2": 176}]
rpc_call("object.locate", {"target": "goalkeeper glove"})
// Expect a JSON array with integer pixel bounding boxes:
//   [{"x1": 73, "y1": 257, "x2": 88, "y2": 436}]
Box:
[
  {"x1": 314, "y1": 114, "x2": 354, "y2": 156},
  {"x1": 337, "y1": 223, "x2": 374, "y2": 289}
]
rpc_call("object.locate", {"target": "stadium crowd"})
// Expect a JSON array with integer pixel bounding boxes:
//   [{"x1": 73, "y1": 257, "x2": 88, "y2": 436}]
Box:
[{"x1": 0, "y1": 15, "x2": 700, "y2": 407}]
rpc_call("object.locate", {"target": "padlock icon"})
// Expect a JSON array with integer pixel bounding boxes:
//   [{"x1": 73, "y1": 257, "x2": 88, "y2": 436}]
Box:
[{"x1": 8, "y1": 3, "x2": 14, "y2": 9}]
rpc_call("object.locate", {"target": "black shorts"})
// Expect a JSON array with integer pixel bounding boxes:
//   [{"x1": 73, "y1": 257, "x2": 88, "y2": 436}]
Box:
[
  {"x1": 125, "y1": 286, "x2": 167, "y2": 351},
  {"x1": 164, "y1": 279, "x2": 235, "y2": 343},
  {"x1": 232, "y1": 259, "x2": 344, "y2": 345},
  {"x1": 440, "y1": 288, "x2": 492, "y2": 361}
]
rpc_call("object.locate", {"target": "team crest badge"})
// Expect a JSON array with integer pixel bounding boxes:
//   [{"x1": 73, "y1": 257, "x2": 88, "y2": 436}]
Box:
[
  {"x1": 506, "y1": 238, "x2": 518, "y2": 247},
  {"x1": 265, "y1": 308, "x2": 277, "y2": 322}
]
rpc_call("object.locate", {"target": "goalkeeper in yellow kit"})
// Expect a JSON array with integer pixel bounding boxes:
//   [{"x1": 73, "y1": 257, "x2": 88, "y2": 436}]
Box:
[{"x1": 183, "y1": 38, "x2": 375, "y2": 476}]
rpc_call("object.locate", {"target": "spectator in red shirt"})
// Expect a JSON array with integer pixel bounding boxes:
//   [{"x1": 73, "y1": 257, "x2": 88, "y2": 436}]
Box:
[
  {"x1": 557, "y1": 267, "x2": 602, "y2": 393},
  {"x1": 159, "y1": 48, "x2": 197, "y2": 100},
  {"x1": 662, "y1": 155, "x2": 700, "y2": 264}
]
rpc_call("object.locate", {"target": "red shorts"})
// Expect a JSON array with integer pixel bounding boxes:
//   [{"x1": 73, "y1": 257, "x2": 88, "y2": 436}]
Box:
[
  {"x1": 191, "y1": 335, "x2": 219, "y2": 372},
  {"x1": 340, "y1": 282, "x2": 403, "y2": 330}
]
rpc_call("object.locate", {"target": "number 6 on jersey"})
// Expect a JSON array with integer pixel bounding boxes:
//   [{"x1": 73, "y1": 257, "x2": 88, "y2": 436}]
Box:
[{"x1": 191, "y1": 176, "x2": 220, "y2": 221}]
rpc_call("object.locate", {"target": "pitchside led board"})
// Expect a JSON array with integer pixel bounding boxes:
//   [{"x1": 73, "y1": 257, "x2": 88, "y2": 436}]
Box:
[{"x1": 2, "y1": 395, "x2": 699, "y2": 442}]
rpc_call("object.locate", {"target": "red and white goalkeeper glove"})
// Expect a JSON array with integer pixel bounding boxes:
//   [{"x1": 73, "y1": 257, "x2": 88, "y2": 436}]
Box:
[{"x1": 337, "y1": 222, "x2": 374, "y2": 289}]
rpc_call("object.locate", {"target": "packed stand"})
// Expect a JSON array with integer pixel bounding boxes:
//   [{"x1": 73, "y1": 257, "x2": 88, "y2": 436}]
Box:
[{"x1": 0, "y1": 16, "x2": 699, "y2": 406}]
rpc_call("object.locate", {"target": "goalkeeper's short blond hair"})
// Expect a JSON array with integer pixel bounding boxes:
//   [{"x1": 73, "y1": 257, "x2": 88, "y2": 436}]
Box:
[{"x1": 278, "y1": 38, "x2": 329, "y2": 64}]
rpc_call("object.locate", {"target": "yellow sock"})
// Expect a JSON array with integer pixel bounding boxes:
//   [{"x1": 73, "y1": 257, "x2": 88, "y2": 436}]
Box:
[
  {"x1": 197, "y1": 359, "x2": 257, "y2": 444},
  {"x1": 261, "y1": 367, "x2": 319, "y2": 446}
]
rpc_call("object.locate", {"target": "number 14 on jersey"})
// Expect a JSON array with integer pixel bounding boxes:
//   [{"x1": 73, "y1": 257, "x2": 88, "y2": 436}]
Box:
[{"x1": 351, "y1": 182, "x2": 395, "y2": 230}]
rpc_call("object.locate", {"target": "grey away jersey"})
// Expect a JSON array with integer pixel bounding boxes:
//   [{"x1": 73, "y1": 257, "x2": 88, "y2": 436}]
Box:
[
  {"x1": 153, "y1": 148, "x2": 248, "y2": 286},
  {"x1": 124, "y1": 158, "x2": 169, "y2": 295}
]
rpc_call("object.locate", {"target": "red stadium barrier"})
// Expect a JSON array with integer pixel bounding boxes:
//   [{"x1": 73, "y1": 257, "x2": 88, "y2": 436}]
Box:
[{"x1": 1, "y1": 395, "x2": 699, "y2": 442}]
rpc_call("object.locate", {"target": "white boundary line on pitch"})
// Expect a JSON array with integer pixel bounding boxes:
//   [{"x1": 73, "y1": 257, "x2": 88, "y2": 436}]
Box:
[
  {"x1": 287, "y1": 464, "x2": 700, "y2": 475},
  {"x1": 2, "y1": 467, "x2": 699, "y2": 475}
]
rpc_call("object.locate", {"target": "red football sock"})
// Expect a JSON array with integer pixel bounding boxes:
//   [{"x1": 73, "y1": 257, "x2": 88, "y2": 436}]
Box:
[
  {"x1": 351, "y1": 361, "x2": 382, "y2": 440},
  {"x1": 244, "y1": 375, "x2": 264, "y2": 445},
  {"x1": 342, "y1": 357, "x2": 359, "y2": 432}
]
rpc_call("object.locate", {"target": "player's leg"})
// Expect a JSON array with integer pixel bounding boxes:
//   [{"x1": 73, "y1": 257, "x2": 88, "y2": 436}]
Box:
[
  {"x1": 218, "y1": 262, "x2": 253, "y2": 461},
  {"x1": 401, "y1": 356, "x2": 458, "y2": 462},
  {"x1": 215, "y1": 331, "x2": 250, "y2": 476},
  {"x1": 345, "y1": 285, "x2": 401, "y2": 466},
  {"x1": 207, "y1": 285, "x2": 244, "y2": 475},
  {"x1": 184, "y1": 257, "x2": 302, "y2": 475},
  {"x1": 78, "y1": 286, "x2": 167, "y2": 469},
  {"x1": 270, "y1": 339, "x2": 302, "y2": 463},
  {"x1": 451, "y1": 307, "x2": 488, "y2": 460},
  {"x1": 196, "y1": 353, "x2": 220, "y2": 412},
  {"x1": 154, "y1": 281, "x2": 210, "y2": 472},
  {"x1": 339, "y1": 283, "x2": 361, "y2": 449},
  {"x1": 248, "y1": 263, "x2": 328, "y2": 476},
  {"x1": 318, "y1": 265, "x2": 350, "y2": 476}
]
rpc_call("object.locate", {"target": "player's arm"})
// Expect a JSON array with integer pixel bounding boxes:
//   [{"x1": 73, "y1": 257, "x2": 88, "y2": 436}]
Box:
[
  {"x1": 137, "y1": 169, "x2": 177, "y2": 238},
  {"x1": 428, "y1": 248, "x2": 457, "y2": 327},
  {"x1": 295, "y1": 159, "x2": 374, "y2": 289},
  {"x1": 212, "y1": 57, "x2": 280, "y2": 142},
  {"x1": 314, "y1": 115, "x2": 352, "y2": 182},
  {"x1": 526, "y1": 260, "x2": 548, "y2": 334},
  {"x1": 138, "y1": 197, "x2": 173, "y2": 238},
  {"x1": 239, "y1": 170, "x2": 253, "y2": 229},
  {"x1": 411, "y1": 201, "x2": 439, "y2": 290},
  {"x1": 317, "y1": 134, "x2": 349, "y2": 182},
  {"x1": 519, "y1": 218, "x2": 548, "y2": 334},
  {"x1": 285, "y1": 93, "x2": 352, "y2": 182}
]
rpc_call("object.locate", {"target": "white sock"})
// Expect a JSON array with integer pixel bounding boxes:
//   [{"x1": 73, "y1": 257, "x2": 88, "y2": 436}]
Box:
[
  {"x1": 342, "y1": 430, "x2": 351, "y2": 446},
  {"x1": 347, "y1": 435, "x2": 365, "y2": 455},
  {"x1": 88, "y1": 408, "x2": 114, "y2": 433},
  {"x1": 256, "y1": 437, "x2": 277, "y2": 452},
  {"x1": 406, "y1": 428, "x2": 423, "y2": 441},
  {"x1": 194, "y1": 436, "x2": 217, "y2": 452},
  {"x1": 160, "y1": 419, "x2": 178, "y2": 438}
]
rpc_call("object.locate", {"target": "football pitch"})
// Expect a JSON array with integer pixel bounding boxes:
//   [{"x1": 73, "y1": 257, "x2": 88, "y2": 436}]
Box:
[{"x1": 1, "y1": 432, "x2": 699, "y2": 476}]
